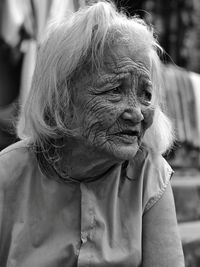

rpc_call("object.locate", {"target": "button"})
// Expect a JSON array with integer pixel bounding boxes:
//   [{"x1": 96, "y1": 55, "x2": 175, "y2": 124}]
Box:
[{"x1": 81, "y1": 231, "x2": 88, "y2": 244}]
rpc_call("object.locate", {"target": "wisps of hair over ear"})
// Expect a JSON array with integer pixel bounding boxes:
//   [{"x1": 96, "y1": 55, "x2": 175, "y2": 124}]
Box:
[
  {"x1": 17, "y1": 0, "x2": 174, "y2": 155},
  {"x1": 143, "y1": 107, "x2": 175, "y2": 154},
  {"x1": 143, "y1": 47, "x2": 175, "y2": 154}
]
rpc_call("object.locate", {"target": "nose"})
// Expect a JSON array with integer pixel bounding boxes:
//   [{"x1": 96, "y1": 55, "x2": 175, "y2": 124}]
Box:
[{"x1": 121, "y1": 107, "x2": 144, "y2": 124}]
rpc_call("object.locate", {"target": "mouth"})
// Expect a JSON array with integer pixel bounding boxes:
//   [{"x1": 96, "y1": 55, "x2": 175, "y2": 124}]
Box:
[
  {"x1": 119, "y1": 130, "x2": 140, "y2": 137},
  {"x1": 113, "y1": 129, "x2": 141, "y2": 143}
]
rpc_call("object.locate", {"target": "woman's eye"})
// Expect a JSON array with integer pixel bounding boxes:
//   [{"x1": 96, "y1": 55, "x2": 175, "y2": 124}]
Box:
[
  {"x1": 144, "y1": 90, "x2": 152, "y2": 101},
  {"x1": 110, "y1": 86, "x2": 122, "y2": 94},
  {"x1": 139, "y1": 90, "x2": 152, "y2": 105},
  {"x1": 138, "y1": 79, "x2": 152, "y2": 105}
]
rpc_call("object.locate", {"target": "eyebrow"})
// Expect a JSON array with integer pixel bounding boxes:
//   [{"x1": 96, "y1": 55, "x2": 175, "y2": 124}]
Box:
[
  {"x1": 95, "y1": 72, "x2": 131, "y2": 88},
  {"x1": 95, "y1": 62, "x2": 151, "y2": 89},
  {"x1": 94, "y1": 65, "x2": 150, "y2": 88},
  {"x1": 113, "y1": 60, "x2": 151, "y2": 77}
]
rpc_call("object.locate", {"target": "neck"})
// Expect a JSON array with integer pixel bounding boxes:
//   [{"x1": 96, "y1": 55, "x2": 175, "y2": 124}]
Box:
[{"x1": 59, "y1": 137, "x2": 121, "y2": 180}]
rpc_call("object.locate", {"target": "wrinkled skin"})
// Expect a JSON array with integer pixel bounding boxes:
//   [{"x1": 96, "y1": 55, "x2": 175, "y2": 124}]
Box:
[{"x1": 71, "y1": 43, "x2": 155, "y2": 161}]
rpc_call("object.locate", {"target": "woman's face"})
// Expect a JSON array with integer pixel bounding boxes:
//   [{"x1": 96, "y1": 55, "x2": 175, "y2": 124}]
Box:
[{"x1": 72, "y1": 43, "x2": 154, "y2": 160}]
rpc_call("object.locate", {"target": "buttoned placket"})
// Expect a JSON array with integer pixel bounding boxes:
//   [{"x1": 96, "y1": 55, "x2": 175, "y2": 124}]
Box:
[{"x1": 77, "y1": 182, "x2": 96, "y2": 267}]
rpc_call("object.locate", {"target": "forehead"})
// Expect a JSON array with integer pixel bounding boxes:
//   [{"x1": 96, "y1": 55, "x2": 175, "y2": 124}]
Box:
[
  {"x1": 103, "y1": 40, "x2": 151, "y2": 75},
  {"x1": 74, "y1": 39, "x2": 152, "y2": 92}
]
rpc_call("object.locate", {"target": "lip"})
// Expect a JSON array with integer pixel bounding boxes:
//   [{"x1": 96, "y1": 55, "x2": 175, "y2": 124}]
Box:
[
  {"x1": 113, "y1": 129, "x2": 141, "y2": 143},
  {"x1": 117, "y1": 130, "x2": 140, "y2": 137},
  {"x1": 115, "y1": 127, "x2": 141, "y2": 137}
]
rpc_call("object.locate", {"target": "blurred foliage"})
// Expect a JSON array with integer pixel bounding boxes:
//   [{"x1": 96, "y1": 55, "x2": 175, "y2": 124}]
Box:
[{"x1": 115, "y1": 0, "x2": 200, "y2": 73}]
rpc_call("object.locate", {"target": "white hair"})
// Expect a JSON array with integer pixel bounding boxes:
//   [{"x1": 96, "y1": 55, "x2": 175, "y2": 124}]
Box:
[{"x1": 17, "y1": 0, "x2": 174, "y2": 155}]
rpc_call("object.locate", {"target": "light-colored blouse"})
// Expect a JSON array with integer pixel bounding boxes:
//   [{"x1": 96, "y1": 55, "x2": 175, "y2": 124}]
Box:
[{"x1": 0, "y1": 140, "x2": 173, "y2": 267}]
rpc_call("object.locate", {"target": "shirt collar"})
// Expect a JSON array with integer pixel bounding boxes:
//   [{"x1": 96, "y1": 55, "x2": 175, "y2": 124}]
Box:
[
  {"x1": 125, "y1": 147, "x2": 148, "y2": 180},
  {"x1": 125, "y1": 161, "x2": 137, "y2": 180}
]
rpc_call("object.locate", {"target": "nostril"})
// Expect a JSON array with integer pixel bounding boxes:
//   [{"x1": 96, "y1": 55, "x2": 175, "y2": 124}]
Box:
[{"x1": 122, "y1": 109, "x2": 144, "y2": 123}]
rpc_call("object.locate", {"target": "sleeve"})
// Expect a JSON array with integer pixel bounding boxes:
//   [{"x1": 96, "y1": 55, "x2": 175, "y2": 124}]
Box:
[
  {"x1": 0, "y1": 186, "x2": 4, "y2": 229},
  {"x1": 142, "y1": 154, "x2": 174, "y2": 214},
  {"x1": 0, "y1": 164, "x2": 10, "y2": 262},
  {"x1": 0, "y1": 145, "x2": 26, "y2": 262}
]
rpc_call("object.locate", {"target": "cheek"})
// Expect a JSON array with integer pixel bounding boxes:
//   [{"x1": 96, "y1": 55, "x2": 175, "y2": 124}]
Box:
[
  {"x1": 97, "y1": 108, "x2": 119, "y2": 127},
  {"x1": 142, "y1": 107, "x2": 155, "y2": 129},
  {"x1": 82, "y1": 99, "x2": 120, "y2": 129}
]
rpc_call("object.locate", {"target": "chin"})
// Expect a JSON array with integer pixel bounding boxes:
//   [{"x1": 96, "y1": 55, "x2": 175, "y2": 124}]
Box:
[
  {"x1": 85, "y1": 135, "x2": 141, "y2": 161},
  {"x1": 108, "y1": 135, "x2": 142, "y2": 160}
]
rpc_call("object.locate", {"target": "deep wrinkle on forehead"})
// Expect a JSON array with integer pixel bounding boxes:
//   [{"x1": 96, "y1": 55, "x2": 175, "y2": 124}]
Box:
[
  {"x1": 93, "y1": 39, "x2": 152, "y2": 87},
  {"x1": 93, "y1": 56, "x2": 152, "y2": 92},
  {"x1": 75, "y1": 42, "x2": 152, "y2": 97}
]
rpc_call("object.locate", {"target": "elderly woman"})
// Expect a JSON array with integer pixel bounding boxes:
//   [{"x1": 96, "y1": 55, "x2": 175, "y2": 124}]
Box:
[{"x1": 0, "y1": 1, "x2": 184, "y2": 267}]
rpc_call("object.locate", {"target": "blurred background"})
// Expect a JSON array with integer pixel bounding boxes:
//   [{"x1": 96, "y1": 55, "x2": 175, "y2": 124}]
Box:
[{"x1": 0, "y1": 0, "x2": 199, "y2": 266}]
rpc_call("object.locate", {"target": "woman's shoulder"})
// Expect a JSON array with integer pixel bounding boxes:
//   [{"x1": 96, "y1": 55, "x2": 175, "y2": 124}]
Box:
[
  {"x1": 126, "y1": 146, "x2": 173, "y2": 213},
  {"x1": 0, "y1": 140, "x2": 37, "y2": 189},
  {"x1": 127, "y1": 146, "x2": 172, "y2": 177},
  {"x1": 143, "y1": 147, "x2": 173, "y2": 180},
  {"x1": 0, "y1": 139, "x2": 32, "y2": 164}
]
